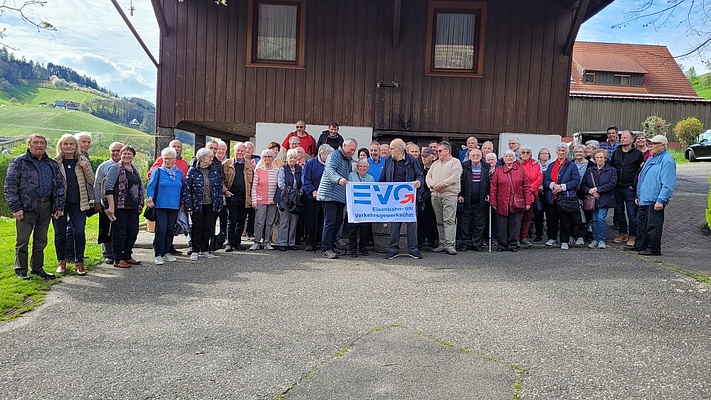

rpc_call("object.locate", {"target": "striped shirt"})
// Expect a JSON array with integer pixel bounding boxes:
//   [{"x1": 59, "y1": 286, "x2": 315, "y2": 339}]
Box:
[{"x1": 252, "y1": 165, "x2": 279, "y2": 206}]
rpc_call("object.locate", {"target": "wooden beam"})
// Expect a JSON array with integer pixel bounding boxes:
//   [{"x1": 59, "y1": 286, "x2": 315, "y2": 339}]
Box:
[
  {"x1": 393, "y1": 0, "x2": 401, "y2": 48},
  {"x1": 151, "y1": 0, "x2": 171, "y2": 37},
  {"x1": 563, "y1": 0, "x2": 589, "y2": 56},
  {"x1": 110, "y1": 0, "x2": 160, "y2": 68}
]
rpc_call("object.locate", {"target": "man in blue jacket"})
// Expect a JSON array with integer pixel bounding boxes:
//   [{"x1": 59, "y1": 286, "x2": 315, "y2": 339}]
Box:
[
  {"x1": 633, "y1": 135, "x2": 676, "y2": 256},
  {"x1": 302, "y1": 144, "x2": 334, "y2": 252}
]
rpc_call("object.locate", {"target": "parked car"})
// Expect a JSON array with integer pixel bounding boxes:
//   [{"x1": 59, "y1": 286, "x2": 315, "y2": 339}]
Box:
[{"x1": 685, "y1": 129, "x2": 711, "y2": 162}]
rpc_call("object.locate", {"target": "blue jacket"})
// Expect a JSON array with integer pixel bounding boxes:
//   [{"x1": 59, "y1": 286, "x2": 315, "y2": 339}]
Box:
[
  {"x1": 637, "y1": 149, "x2": 676, "y2": 206},
  {"x1": 543, "y1": 159, "x2": 580, "y2": 204},
  {"x1": 4, "y1": 150, "x2": 65, "y2": 213},
  {"x1": 581, "y1": 163, "x2": 618, "y2": 209},
  {"x1": 147, "y1": 167, "x2": 184, "y2": 210},
  {"x1": 317, "y1": 148, "x2": 352, "y2": 203},
  {"x1": 302, "y1": 156, "x2": 325, "y2": 196},
  {"x1": 183, "y1": 163, "x2": 224, "y2": 212}
]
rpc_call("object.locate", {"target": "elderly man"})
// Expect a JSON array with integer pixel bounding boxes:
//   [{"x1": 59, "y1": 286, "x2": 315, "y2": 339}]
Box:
[
  {"x1": 457, "y1": 148, "x2": 490, "y2": 252},
  {"x1": 318, "y1": 138, "x2": 358, "y2": 259},
  {"x1": 223, "y1": 142, "x2": 254, "y2": 252},
  {"x1": 316, "y1": 122, "x2": 344, "y2": 151},
  {"x1": 407, "y1": 142, "x2": 421, "y2": 161},
  {"x1": 481, "y1": 141, "x2": 494, "y2": 157},
  {"x1": 282, "y1": 120, "x2": 316, "y2": 157},
  {"x1": 459, "y1": 136, "x2": 478, "y2": 162},
  {"x1": 611, "y1": 130, "x2": 645, "y2": 247},
  {"x1": 5, "y1": 134, "x2": 65, "y2": 280},
  {"x1": 94, "y1": 142, "x2": 124, "y2": 264},
  {"x1": 632, "y1": 135, "x2": 676, "y2": 256},
  {"x1": 418, "y1": 147, "x2": 439, "y2": 249},
  {"x1": 148, "y1": 139, "x2": 190, "y2": 179},
  {"x1": 426, "y1": 141, "x2": 462, "y2": 255},
  {"x1": 303, "y1": 144, "x2": 334, "y2": 252},
  {"x1": 380, "y1": 138, "x2": 424, "y2": 259},
  {"x1": 367, "y1": 141, "x2": 385, "y2": 181},
  {"x1": 499, "y1": 137, "x2": 521, "y2": 164}
]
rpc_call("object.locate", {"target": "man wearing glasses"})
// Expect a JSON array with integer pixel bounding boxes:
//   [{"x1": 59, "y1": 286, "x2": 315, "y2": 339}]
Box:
[
  {"x1": 95, "y1": 142, "x2": 125, "y2": 264},
  {"x1": 426, "y1": 141, "x2": 462, "y2": 255},
  {"x1": 282, "y1": 120, "x2": 316, "y2": 157}
]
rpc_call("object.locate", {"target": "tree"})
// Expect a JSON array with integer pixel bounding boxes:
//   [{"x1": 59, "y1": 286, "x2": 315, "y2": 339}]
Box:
[
  {"x1": 0, "y1": 1, "x2": 55, "y2": 50},
  {"x1": 673, "y1": 117, "x2": 703, "y2": 148},
  {"x1": 686, "y1": 66, "x2": 697, "y2": 81},
  {"x1": 642, "y1": 115, "x2": 670, "y2": 137}
]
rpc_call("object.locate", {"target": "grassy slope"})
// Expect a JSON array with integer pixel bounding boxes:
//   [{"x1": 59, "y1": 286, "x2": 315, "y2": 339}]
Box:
[
  {"x1": 0, "y1": 85, "x2": 98, "y2": 106},
  {"x1": 690, "y1": 73, "x2": 711, "y2": 99}
]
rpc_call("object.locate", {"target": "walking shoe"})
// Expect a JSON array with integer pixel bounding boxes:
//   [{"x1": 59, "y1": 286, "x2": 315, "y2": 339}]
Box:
[
  {"x1": 545, "y1": 239, "x2": 556, "y2": 246},
  {"x1": 30, "y1": 269, "x2": 56, "y2": 280},
  {"x1": 164, "y1": 254, "x2": 177, "y2": 262},
  {"x1": 574, "y1": 237, "x2": 585, "y2": 246},
  {"x1": 520, "y1": 239, "x2": 533, "y2": 247},
  {"x1": 623, "y1": 246, "x2": 641, "y2": 252},
  {"x1": 205, "y1": 252, "x2": 217, "y2": 259},
  {"x1": 279, "y1": 246, "x2": 287, "y2": 252},
  {"x1": 638, "y1": 249, "x2": 661, "y2": 256},
  {"x1": 56, "y1": 260, "x2": 67, "y2": 274},
  {"x1": 384, "y1": 251, "x2": 398, "y2": 259},
  {"x1": 408, "y1": 250, "x2": 423, "y2": 259},
  {"x1": 264, "y1": 243, "x2": 274, "y2": 251},
  {"x1": 359, "y1": 248, "x2": 369, "y2": 256},
  {"x1": 445, "y1": 247, "x2": 458, "y2": 255},
  {"x1": 16, "y1": 272, "x2": 30, "y2": 280},
  {"x1": 533, "y1": 236, "x2": 543, "y2": 242},
  {"x1": 322, "y1": 250, "x2": 339, "y2": 259},
  {"x1": 457, "y1": 245, "x2": 468, "y2": 252},
  {"x1": 105, "y1": 258, "x2": 114, "y2": 265},
  {"x1": 588, "y1": 240, "x2": 599, "y2": 249},
  {"x1": 613, "y1": 233, "x2": 629, "y2": 243},
  {"x1": 432, "y1": 245, "x2": 446, "y2": 252},
  {"x1": 626, "y1": 236, "x2": 636, "y2": 247},
  {"x1": 114, "y1": 261, "x2": 132, "y2": 268},
  {"x1": 126, "y1": 258, "x2": 141, "y2": 265},
  {"x1": 154, "y1": 256, "x2": 165, "y2": 265},
  {"x1": 597, "y1": 241, "x2": 606, "y2": 249},
  {"x1": 189, "y1": 252, "x2": 199, "y2": 261},
  {"x1": 304, "y1": 245, "x2": 314, "y2": 252},
  {"x1": 224, "y1": 245, "x2": 234, "y2": 252},
  {"x1": 350, "y1": 250, "x2": 358, "y2": 258},
  {"x1": 249, "y1": 243, "x2": 260, "y2": 251},
  {"x1": 560, "y1": 243, "x2": 569, "y2": 250},
  {"x1": 471, "y1": 246, "x2": 483, "y2": 252}
]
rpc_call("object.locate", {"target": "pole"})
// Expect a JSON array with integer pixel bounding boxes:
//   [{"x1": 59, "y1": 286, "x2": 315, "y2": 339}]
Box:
[{"x1": 488, "y1": 205, "x2": 492, "y2": 253}]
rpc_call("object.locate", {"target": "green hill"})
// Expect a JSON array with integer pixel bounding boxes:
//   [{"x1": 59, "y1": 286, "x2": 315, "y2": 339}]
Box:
[
  {"x1": 0, "y1": 85, "x2": 98, "y2": 106},
  {"x1": 690, "y1": 72, "x2": 711, "y2": 99}
]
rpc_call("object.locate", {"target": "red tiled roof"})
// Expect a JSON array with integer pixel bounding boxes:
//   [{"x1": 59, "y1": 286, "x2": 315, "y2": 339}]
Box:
[{"x1": 570, "y1": 41, "x2": 699, "y2": 98}]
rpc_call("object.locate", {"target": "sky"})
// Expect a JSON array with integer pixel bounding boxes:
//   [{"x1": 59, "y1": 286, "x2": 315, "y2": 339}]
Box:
[{"x1": 0, "y1": 0, "x2": 708, "y2": 106}]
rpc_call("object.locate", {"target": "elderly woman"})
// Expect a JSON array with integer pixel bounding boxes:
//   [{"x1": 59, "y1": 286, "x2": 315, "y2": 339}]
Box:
[
  {"x1": 147, "y1": 147, "x2": 184, "y2": 265},
  {"x1": 184, "y1": 148, "x2": 224, "y2": 261},
  {"x1": 302, "y1": 144, "x2": 334, "y2": 252},
  {"x1": 543, "y1": 143, "x2": 581, "y2": 250},
  {"x1": 484, "y1": 151, "x2": 499, "y2": 245},
  {"x1": 582, "y1": 149, "x2": 617, "y2": 249},
  {"x1": 572, "y1": 144, "x2": 594, "y2": 245},
  {"x1": 585, "y1": 140, "x2": 600, "y2": 160},
  {"x1": 250, "y1": 149, "x2": 279, "y2": 250},
  {"x1": 347, "y1": 159, "x2": 374, "y2": 257},
  {"x1": 517, "y1": 145, "x2": 542, "y2": 247},
  {"x1": 105, "y1": 145, "x2": 144, "y2": 268},
  {"x1": 533, "y1": 148, "x2": 552, "y2": 241},
  {"x1": 490, "y1": 150, "x2": 532, "y2": 252},
  {"x1": 276, "y1": 149, "x2": 302, "y2": 251},
  {"x1": 54, "y1": 134, "x2": 95, "y2": 275}
]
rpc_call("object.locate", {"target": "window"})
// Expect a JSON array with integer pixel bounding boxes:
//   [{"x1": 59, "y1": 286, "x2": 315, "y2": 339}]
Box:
[
  {"x1": 613, "y1": 74, "x2": 631, "y2": 86},
  {"x1": 425, "y1": 2, "x2": 487, "y2": 77},
  {"x1": 583, "y1": 73, "x2": 596, "y2": 84},
  {"x1": 247, "y1": 0, "x2": 306, "y2": 68}
]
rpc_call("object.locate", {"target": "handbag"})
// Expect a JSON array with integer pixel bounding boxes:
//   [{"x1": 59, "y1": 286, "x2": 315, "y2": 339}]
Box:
[
  {"x1": 143, "y1": 169, "x2": 161, "y2": 222},
  {"x1": 582, "y1": 171, "x2": 597, "y2": 211},
  {"x1": 508, "y1": 173, "x2": 526, "y2": 212},
  {"x1": 557, "y1": 194, "x2": 579, "y2": 213}
]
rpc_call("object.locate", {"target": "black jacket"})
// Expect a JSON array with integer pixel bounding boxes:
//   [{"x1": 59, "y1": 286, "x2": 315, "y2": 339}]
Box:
[{"x1": 459, "y1": 160, "x2": 490, "y2": 205}]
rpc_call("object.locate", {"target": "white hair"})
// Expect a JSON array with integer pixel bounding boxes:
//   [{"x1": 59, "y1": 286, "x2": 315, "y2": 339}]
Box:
[
  {"x1": 343, "y1": 138, "x2": 358, "y2": 147},
  {"x1": 261, "y1": 149, "x2": 276, "y2": 158},
  {"x1": 286, "y1": 148, "x2": 299, "y2": 158},
  {"x1": 74, "y1": 131, "x2": 92, "y2": 141},
  {"x1": 161, "y1": 147, "x2": 177, "y2": 158},
  {"x1": 503, "y1": 149, "x2": 515, "y2": 157},
  {"x1": 196, "y1": 148, "x2": 213, "y2": 161}
]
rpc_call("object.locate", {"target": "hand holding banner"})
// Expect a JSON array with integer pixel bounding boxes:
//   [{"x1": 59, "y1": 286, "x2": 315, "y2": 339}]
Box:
[{"x1": 346, "y1": 181, "x2": 418, "y2": 223}]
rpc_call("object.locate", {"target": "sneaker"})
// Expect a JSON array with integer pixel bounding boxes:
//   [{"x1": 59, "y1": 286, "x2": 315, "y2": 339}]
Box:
[
  {"x1": 322, "y1": 250, "x2": 339, "y2": 259},
  {"x1": 520, "y1": 239, "x2": 533, "y2": 247},
  {"x1": 626, "y1": 236, "x2": 636, "y2": 247},
  {"x1": 588, "y1": 240, "x2": 599, "y2": 249},
  {"x1": 597, "y1": 241, "x2": 606, "y2": 249},
  {"x1": 189, "y1": 252, "x2": 199, "y2": 261},
  {"x1": 198, "y1": 252, "x2": 205, "y2": 258},
  {"x1": 561, "y1": 243, "x2": 569, "y2": 250},
  {"x1": 432, "y1": 245, "x2": 446, "y2": 253},
  {"x1": 154, "y1": 256, "x2": 165, "y2": 265},
  {"x1": 545, "y1": 239, "x2": 556, "y2": 246},
  {"x1": 574, "y1": 237, "x2": 585, "y2": 246},
  {"x1": 164, "y1": 254, "x2": 177, "y2": 262},
  {"x1": 264, "y1": 243, "x2": 274, "y2": 251},
  {"x1": 613, "y1": 233, "x2": 629, "y2": 243},
  {"x1": 408, "y1": 250, "x2": 423, "y2": 259},
  {"x1": 445, "y1": 247, "x2": 458, "y2": 255},
  {"x1": 384, "y1": 251, "x2": 398, "y2": 259},
  {"x1": 205, "y1": 252, "x2": 217, "y2": 259},
  {"x1": 224, "y1": 245, "x2": 233, "y2": 252},
  {"x1": 304, "y1": 244, "x2": 314, "y2": 252},
  {"x1": 249, "y1": 243, "x2": 260, "y2": 251},
  {"x1": 359, "y1": 248, "x2": 369, "y2": 256}
]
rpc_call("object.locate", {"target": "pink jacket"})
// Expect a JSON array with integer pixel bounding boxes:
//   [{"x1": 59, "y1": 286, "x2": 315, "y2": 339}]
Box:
[{"x1": 251, "y1": 165, "x2": 279, "y2": 206}]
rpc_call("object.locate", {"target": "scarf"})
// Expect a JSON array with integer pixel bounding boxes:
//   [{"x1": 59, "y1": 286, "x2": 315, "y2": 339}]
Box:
[
  {"x1": 161, "y1": 165, "x2": 177, "y2": 181},
  {"x1": 117, "y1": 163, "x2": 144, "y2": 209}
]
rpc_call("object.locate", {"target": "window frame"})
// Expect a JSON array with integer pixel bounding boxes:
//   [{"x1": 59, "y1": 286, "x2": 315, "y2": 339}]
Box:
[
  {"x1": 246, "y1": 0, "x2": 307, "y2": 69},
  {"x1": 583, "y1": 73, "x2": 596, "y2": 84},
  {"x1": 425, "y1": 1, "x2": 487, "y2": 78},
  {"x1": 613, "y1": 74, "x2": 631, "y2": 86}
]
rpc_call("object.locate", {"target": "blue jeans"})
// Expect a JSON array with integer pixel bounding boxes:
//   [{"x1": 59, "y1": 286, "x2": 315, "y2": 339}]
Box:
[
  {"x1": 591, "y1": 207, "x2": 609, "y2": 242},
  {"x1": 52, "y1": 202, "x2": 86, "y2": 262},
  {"x1": 154, "y1": 208, "x2": 178, "y2": 256},
  {"x1": 615, "y1": 186, "x2": 638, "y2": 236},
  {"x1": 321, "y1": 201, "x2": 344, "y2": 252}
]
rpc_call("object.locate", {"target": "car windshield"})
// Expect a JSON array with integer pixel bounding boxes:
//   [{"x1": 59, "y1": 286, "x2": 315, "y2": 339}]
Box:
[{"x1": 699, "y1": 130, "x2": 711, "y2": 143}]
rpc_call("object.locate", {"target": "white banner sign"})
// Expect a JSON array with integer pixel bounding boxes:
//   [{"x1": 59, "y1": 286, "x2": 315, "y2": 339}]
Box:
[{"x1": 346, "y1": 181, "x2": 417, "y2": 223}]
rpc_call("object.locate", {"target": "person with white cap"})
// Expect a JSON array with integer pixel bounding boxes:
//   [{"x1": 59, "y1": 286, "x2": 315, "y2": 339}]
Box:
[{"x1": 632, "y1": 135, "x2": 676, "y2": 256}]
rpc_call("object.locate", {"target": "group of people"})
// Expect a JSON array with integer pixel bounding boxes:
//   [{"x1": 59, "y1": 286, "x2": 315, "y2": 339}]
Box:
[{"x1": 5, "y1": 122, "x2": 677, "y2": 279}]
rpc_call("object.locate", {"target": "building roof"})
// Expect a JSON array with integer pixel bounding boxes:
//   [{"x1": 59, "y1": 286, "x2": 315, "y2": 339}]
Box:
[{"x1": 570, "y1": 41, "x2": 699, "y2": 98}]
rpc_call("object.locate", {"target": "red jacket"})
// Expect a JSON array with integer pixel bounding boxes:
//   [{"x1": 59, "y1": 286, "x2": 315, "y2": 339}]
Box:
[
  {"x1": 519, "y1": 158, "x2": 543, "y2": 197},
  {"x1": 489, "y1": 162, "x2": 534, "y2": 216}
]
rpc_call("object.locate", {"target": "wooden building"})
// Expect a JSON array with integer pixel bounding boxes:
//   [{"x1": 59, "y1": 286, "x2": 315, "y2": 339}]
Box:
[{"x1": 151, "y1": 0, "x2": 614, "y2": 149}]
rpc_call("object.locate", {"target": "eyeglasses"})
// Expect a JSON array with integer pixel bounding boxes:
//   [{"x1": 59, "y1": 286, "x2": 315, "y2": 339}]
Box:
[
  {"x1": 437, "y1": 149, "x2": 448, "y2": 153},
  {"x1": 262, "y1": 155, "x2": 274, "y2": 158},
  {"x1": 296, "y1": 126, "x2": 305, "y2": 128},
  {"x1": 520, "y1": 151, "x2": 531, "y2": 154}
]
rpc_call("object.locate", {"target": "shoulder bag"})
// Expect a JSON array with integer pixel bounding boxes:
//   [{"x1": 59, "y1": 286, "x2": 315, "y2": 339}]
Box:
[
  {"x1": 582, "y1": 171, "x2": 597, "y2": 211},
  {"x1": 143, "y1": 169, "x2": 161, "y2": 222}
]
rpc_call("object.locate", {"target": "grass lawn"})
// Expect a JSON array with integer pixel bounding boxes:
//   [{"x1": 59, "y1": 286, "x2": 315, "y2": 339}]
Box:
[
  {"x1": 668, "y1": 148, "x2": 689, "y2": 164},
  {"x1": 0, "y1": 215, "x2": 103, "y2": 321}
]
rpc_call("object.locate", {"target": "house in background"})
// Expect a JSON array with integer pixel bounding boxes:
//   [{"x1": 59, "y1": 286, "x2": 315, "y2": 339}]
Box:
[
  {"x1": 149, "y1": 0, "x2": 615, "y2": 152},
  {"x1": 567, "y1": 41, "x2": 711, "y2": 137}
]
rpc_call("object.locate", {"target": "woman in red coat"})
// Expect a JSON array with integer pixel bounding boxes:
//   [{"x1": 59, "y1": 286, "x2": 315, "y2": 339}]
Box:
[
  {"x1": 490, "y1": 150, "x2": 534, "y2": 252},
  {"x1": 517, "y1": 145, "x2": 543, "y2": 247}
]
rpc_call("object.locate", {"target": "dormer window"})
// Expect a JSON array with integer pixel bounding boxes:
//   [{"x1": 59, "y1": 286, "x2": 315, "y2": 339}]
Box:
[
  {"x1": 613, "y1": 74, "x2": 631, "y2": 86},
  {"x1": 583, "y1": 73, "x2": 595, "y2": 83}
]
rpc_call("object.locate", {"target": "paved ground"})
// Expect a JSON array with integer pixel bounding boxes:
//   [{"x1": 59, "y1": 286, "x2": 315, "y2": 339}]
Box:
[{"x1": 0, "y1": 164, "x2": 709, "y2": 400}]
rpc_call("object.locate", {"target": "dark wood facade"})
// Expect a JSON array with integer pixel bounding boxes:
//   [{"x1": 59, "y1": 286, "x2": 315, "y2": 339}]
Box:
[{"x1": 154, "y1": 0, "x2": 613, "y2": 144}]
